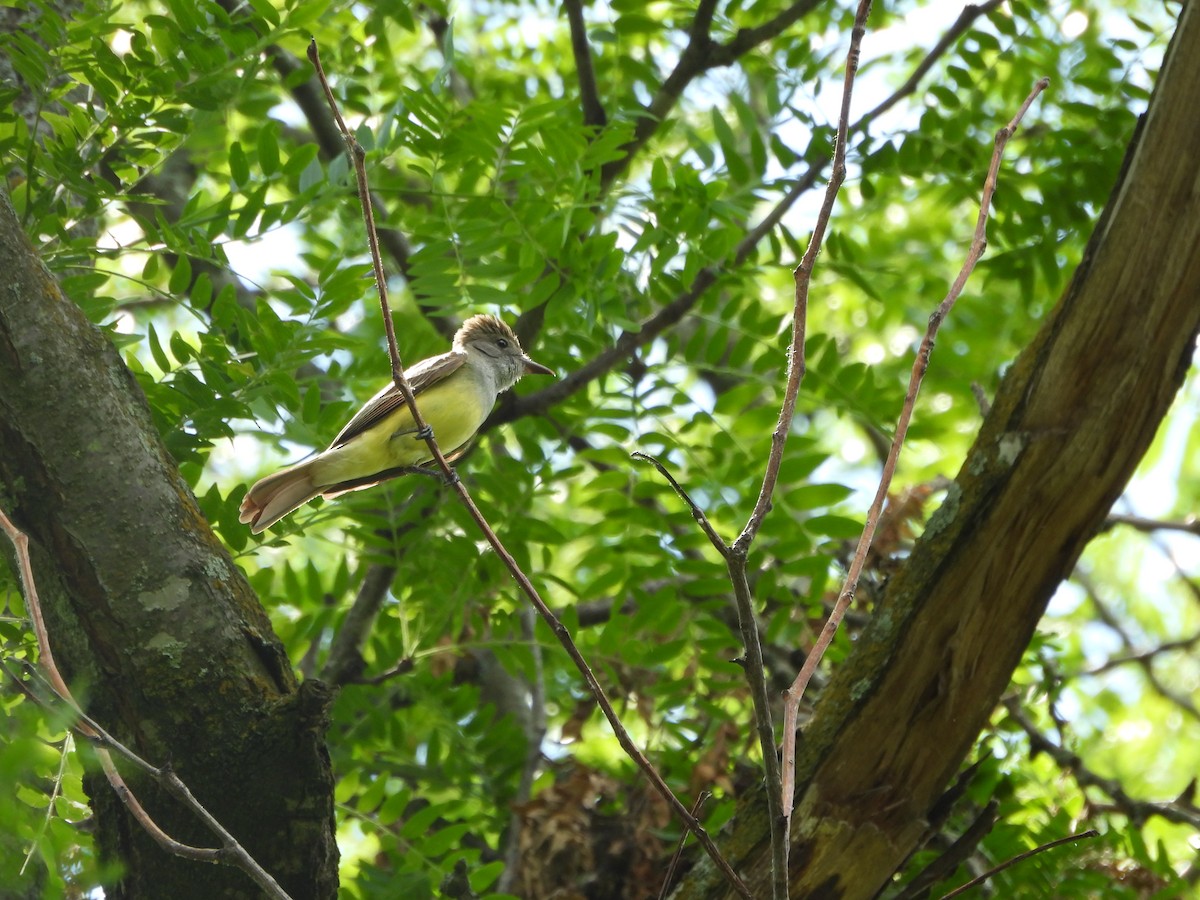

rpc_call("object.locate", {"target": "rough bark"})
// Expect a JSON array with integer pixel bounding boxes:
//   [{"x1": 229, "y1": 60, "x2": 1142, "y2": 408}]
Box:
[
  {"x1": 0, "y1": 189, "x2": 338, "y2": 896},
  {"x1": 677, "y1": 3, "x2": 1200, "y2": 897}
]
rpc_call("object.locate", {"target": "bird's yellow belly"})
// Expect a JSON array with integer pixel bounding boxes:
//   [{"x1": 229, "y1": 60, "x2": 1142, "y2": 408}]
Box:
[{"x1": 311, "y1": 378, "x2": 490, "y2": 487}]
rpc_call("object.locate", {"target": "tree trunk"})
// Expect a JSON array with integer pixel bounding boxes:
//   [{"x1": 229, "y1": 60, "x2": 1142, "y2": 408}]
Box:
[
  {"x1": 677, "y1": 4, "x2": 1200, "y2": 897},
  {"x1": 0, "y1": 190, "x2": 338, "y2": 896}
]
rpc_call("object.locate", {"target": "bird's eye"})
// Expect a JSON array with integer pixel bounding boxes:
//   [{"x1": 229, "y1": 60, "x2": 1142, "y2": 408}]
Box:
[{"x1": 496, "y1": 338, "x2": 509, "y2": 349}]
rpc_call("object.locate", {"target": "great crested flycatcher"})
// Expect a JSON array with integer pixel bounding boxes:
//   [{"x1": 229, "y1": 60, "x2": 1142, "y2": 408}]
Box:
[{"x1": 239, "y1": 314, "x2": 553, "y2": 533}]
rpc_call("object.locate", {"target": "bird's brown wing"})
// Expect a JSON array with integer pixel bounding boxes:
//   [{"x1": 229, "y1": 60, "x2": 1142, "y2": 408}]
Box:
[{"x1": 327, "y1": 349, "x2": 467, "y2": 449}]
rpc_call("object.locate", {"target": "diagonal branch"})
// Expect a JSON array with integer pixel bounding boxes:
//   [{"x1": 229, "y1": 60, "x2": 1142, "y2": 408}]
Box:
[
  {"x1": 497, "y1": 0, "x2": 1005, "y2": 428},
  {"x1": 892, "y1": 799, "x2": 999, "y2": 900},
  {"x1": 1004, "y1": 697, "x2": 1200, "y2": 829},
  {"x1": 564, "y1": 0, "x2": 607, "y2": 129},
  {"x1": 322, "y1": 561, "x2": 399, "y2": 686},
  {"x1": 938, "y1": 827, "x2": 1100, "y2": 899},
  {"x1": 711, "y1": 0, "x2": 827, "y2": 66},
  {"x1": 599, "y1": 0, "x2": 822, "y2": 191},
  {"x1": 631, "y1": 452, "x2": 729, "y2": 559},
  {"x1": 307, "y1": 41, "x2": 751, "y2": 900},
  {"x1": 856, "y1": 0, "x2": 1004, "y2": 127}
]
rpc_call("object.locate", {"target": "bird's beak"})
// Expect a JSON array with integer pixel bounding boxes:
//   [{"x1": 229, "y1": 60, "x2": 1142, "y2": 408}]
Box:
[{"x1": 523, "y1": 356, "x2": 555, "y2": 376}]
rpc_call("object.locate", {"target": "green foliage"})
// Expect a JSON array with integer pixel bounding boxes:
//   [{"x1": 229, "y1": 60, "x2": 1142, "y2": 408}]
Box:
[
  {"x1": 1, "y1": 0, "x2": 1194, "y2": 897},
  {"x1": 0, "y1": 662, "x2": 100, "y2": 899}
]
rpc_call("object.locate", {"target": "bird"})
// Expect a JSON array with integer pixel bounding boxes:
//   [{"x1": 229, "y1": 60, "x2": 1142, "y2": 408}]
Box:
[{"x1": 239, "y1": 314, "x2": 553, "y2": 533}]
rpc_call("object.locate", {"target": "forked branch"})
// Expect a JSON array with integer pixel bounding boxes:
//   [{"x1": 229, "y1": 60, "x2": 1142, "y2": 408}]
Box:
[
  {"x1": 0, "y1": 506, "x2": 293, "y2": 900},
  {"x1": 778, "y1": 76, "x2": 1051, "y2": 822},
  {"x1": 638, "y1": 3, "x2": 875, "y2": 896}
]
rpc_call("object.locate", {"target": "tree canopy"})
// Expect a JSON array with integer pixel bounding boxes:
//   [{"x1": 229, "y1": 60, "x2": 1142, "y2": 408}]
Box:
[{"x1": 1, "y1": 0, "x2": 1198, "y2": 898}]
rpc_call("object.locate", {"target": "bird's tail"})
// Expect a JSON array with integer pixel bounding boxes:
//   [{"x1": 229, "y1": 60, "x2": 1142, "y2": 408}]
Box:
[{"x1": 239, "y1": 460, "x2": 322, "y2": 534}]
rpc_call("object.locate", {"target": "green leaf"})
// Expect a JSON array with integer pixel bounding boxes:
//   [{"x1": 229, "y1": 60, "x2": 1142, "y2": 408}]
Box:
[
  {"x1": 257, "y1": 123, "x2": 280, "y2": 177},
  {"x1": 168, "y1": 254, "x2": 192, "y2": 296},
  {"x1": 246, "y1": 0, "x2": 281, "y2": 27},
  {"x1": 784, "y1": 482, "x2": 855, "y2": 510},
  {"x1": 229, "y1": 141, "x2": 250, "y2": 187},
  {"x1": 146, "y1": 323, "x2": 172, "y2": 373},
  {"x1": 470, "y1": 861, "x2": 506, "y2": 893},
  {"x1": 712, "y1": 107, "x2": 749, "y2": 183},
  {"x1": 282, "y1": 142, "x2": 319, "y2": 179},
  {"x1": 169, "y1": 332, "x2": 194, "y2": 364}
]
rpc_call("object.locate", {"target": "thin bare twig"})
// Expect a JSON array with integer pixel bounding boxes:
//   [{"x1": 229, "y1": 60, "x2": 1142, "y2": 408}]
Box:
[
  {"x1": 307, "y1": 43, "x2": 411, "y2": 400},
  {"x1": 1103, "y1": 513, "x2": 1200, "y2": 536},
  {"x1": 1080, "y1": 631, "x2": 1200, "y2": 677},
  {"x1": 659, "y1": 791, "x2": 711, "y2": 900},
  {"x1": 306, "y1": 40, "x2": 750, "y2": 899},
  {"x1": 632, "y1": 4, "x2": 875, "y2": 892},
  {"x1": 724, "y1": 555, "x2": 786, "y2": 889},
  {"x1": 723, "y1": 2, "x2": 875, "y2": 893},
  {"x1": 778, "y1": 76, "x2": 1050, "y2": 824},
  {"x1": 937, "y1": 828, "x2": 1100, "y2": 899},
  {"x1": 214, "y1": 0, "x2": 456, "y2": 339},
  {"x1": 631, "y1": 452, "x2": 729, "y2": 559},
  {"x1": 0, "y1": 506, "x2": 292, "y2": 900},
  {"x1": 735, "y1": 0, "x2": 872, "y2": 551}
]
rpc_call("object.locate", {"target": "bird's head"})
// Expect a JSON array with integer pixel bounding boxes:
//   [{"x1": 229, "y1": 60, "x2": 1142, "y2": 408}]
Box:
[{"x1": 455, "y1": 314, "x2": 554, "y2": 391}]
